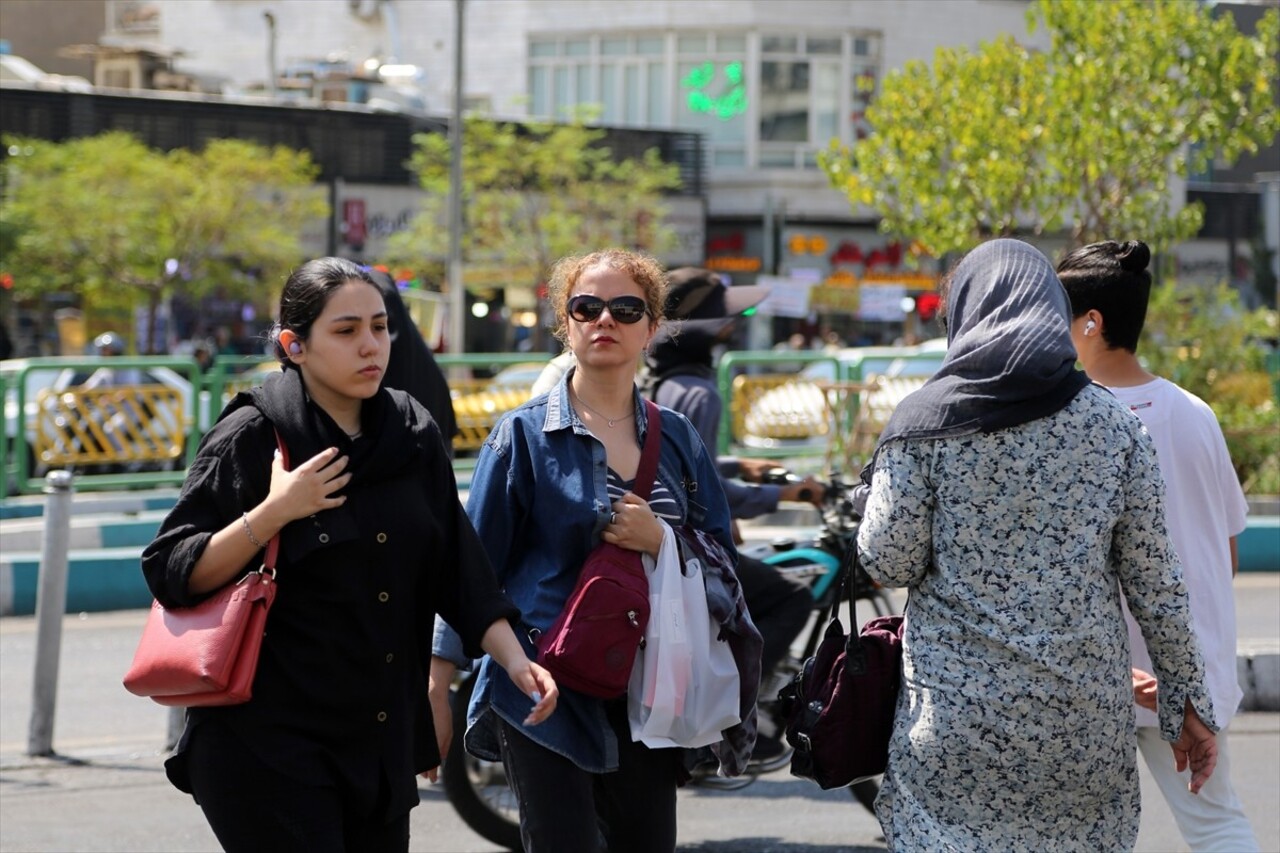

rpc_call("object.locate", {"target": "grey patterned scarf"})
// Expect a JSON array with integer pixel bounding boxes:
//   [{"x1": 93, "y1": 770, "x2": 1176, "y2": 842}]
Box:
[{"x1": 861, "y1": 238, "x2": 1090, "y2": 483}]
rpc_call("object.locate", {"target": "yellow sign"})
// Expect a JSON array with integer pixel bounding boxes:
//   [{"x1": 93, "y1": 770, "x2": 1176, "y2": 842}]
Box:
[
  {"x1": 706, "y1": 256, "x2": 762, "y2": 272},
  {"x1": 809, "y1": 286, "x2": 861, "y2": 313},
  {"x1": 863, "y1": 271, "x2": 939, "y2": 290},
  {"x1": 787, "y1": 234, "x2": 829, "y2": 256}
]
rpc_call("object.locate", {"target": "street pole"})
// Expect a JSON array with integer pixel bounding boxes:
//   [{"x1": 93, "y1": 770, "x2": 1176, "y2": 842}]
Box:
[
  {"x1": 447, "y1": 0, "x2": 466, "y2": 359},
  {"x1": 263, "y1": 12, "x2": 278, "y2": 98},
  {"x1": 27, "y1": 470, "x2": 74, "y2": 757}
]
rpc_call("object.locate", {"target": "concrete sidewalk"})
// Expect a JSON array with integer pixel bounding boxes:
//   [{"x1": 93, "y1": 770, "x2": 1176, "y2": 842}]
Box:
[{"x1": 1, "y1": 608, "x2": 1277, "y2": 853}]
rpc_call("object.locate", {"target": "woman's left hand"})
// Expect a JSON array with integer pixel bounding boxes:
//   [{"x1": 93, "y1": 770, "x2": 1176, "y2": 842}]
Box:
[
  {"x1": 480, "y1": 619, "x2": 559, "y2": 726},
  {"x1": 1171, "y1": 701, "x2": 1218, "y2": 794},
  {"x1": 506, "y1": 659, "x2": 559, "y2": 726},
  {"x1": 604, "y1": 492, "x2": 664, "y2": 558}
]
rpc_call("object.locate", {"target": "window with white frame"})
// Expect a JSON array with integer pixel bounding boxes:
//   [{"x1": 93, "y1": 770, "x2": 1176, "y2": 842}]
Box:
[
  {"x1": 674, "y1": 33, "x2": 749, "y2": 168},
  {"x1": 758, "y1": 33, "x2": 880, "y2": 169},
  {"x1": 527, "y1": 30, "x2": 881, "y2": 171}
]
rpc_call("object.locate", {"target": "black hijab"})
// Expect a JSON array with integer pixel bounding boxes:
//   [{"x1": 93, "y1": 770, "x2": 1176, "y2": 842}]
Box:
[
  {"x1": 368, "y1": 270, "x2": 458, "y2": 446},
  {"x1": 645, "y1": 322, "x2": 722, "y2": 389},
  {"x1": 228, "y1": 367, "x2": 431, "y2": 491},
  {"x1": 861, "y1": 238, "x2": 1090, "y2": 482}
]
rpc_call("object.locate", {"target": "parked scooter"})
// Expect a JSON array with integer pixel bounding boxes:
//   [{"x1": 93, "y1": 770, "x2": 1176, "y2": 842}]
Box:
[{"x1": 440, "y1": 470, "x2": 894, "y2": 850}]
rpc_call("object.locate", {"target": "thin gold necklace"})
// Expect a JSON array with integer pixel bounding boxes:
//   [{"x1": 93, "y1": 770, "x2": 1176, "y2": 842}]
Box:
[{"x1": 570, "y1": 387, "x2": 633, "y2": 428}]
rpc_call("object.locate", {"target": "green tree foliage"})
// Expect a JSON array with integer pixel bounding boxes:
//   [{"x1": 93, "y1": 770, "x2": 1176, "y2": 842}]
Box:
[
  {"x1": 1, "y1": 132, "x2": 327, "y2": 351},
  {"x1": 820, "y1": 0, "x2": 1280, "y2": 257},
  {"x1": 387, "y1": 115, "x2": 682, "y2": 329},
  {"x1": 1142, "y1": 282, "x2": 1279, "y2": 493}
]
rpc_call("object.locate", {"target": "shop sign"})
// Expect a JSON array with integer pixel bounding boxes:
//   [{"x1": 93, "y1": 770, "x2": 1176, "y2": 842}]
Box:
[
  {"x1": 781, "y1": 227, "x2": 939, "y2": 283},
  {"x1": 706, "y1": 228, "x2": 765, "y2": 278},
  {"x1": 809, "y1": 286, "x2": 860, "y2": 314},
  {"x1": 342, "y1": 199, "x2": 368, "y2": 247},
  {"x1": 707, "y1": 256, "x2": 762, "y2": 272},
  {"x1": 863, "y1": 270, "x2": 939, "y2": 291}
]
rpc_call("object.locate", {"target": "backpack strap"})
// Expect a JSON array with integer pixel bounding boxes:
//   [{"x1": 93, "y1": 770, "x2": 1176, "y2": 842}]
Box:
[{"x1": 632, "y1": 399, "x2": 663, "y2": 501}]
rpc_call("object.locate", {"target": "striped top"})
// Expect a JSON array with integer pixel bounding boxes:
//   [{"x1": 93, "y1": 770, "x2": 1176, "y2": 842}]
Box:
[{"x1": 607, "y1": 468, "x2": 681, "y2": 522}]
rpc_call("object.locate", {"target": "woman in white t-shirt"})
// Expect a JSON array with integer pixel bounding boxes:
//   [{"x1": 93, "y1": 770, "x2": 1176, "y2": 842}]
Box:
[{"x1": 1060, "y1": 239, "x2": 1258, "y2": 853}]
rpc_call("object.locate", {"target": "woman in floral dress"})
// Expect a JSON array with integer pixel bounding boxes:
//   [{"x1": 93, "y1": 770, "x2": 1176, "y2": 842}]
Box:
[{"x1": 856, "y1": 239, "x2": 1218, "y2": 852}]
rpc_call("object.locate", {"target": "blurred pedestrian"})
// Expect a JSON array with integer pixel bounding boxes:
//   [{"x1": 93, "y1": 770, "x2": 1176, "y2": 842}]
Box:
[
  {"x1": 431, "y1": 249, "x2": 759, "y2": 853},
  {"x1": 857, "y1": 238, "x2": 1218, "y2": 851},
  {"x1": 644, "y1": 267, "x2": 819, "y2": 759},
  {"x1": 140, "y1": 257, "x2": 556, "y2": 853},
  {"x1": 365, "y1": 267, "x2": 459, "y2": 454},
  {"x1": 1059, "y1": 239, "x2": 1258, "y2": 852},
  {"x1": 195, "y1": 339, "x2": 216, "y2": 373},
  {"x1": 90, "y1": 331, "x2": 140, "y2": 384}
]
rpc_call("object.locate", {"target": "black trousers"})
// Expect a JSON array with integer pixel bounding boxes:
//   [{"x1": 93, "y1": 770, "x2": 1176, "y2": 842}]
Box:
[
  {"x1": 498, "y1": 700, "x2": 681, "y2": 853},
  {"x1": 734, "y1": 553, "x2": 814, "y2": 679},
  {"x1": 186, "y1": 719, "x2": 410, "y2": 853}
]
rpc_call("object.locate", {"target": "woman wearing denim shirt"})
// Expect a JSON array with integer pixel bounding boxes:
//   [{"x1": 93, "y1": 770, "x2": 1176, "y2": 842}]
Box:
[{"x1": 430, "y1": 249, "x2": 750, "y2": 852}]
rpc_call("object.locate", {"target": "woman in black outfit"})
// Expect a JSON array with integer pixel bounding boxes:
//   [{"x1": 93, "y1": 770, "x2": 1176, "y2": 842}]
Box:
[{"x1": 141, "y1": 257, "x2": 557, "y2": 853}]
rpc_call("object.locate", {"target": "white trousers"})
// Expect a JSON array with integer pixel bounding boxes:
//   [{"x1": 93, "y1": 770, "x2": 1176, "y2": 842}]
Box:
[{"x1": 1137, "y1": 724, "x2": 1258, "y2": 853}]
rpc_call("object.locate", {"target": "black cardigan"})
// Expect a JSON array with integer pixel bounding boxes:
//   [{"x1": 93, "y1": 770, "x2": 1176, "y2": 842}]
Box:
[{"x1": 141, "y1": 368, "x2": 517, "y2": 815}]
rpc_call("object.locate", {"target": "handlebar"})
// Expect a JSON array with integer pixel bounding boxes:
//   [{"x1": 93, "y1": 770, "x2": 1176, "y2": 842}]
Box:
[
  {"x1": 760, "y1": 467, "x2": 862, "y2": 533},
  {"x1": 758, "y1": 466, "x2": 883, "y2": 603}
]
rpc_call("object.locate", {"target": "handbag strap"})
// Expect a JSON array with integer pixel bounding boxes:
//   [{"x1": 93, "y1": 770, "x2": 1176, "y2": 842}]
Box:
[
  {"x1": 262, "y1": 428, "x2": 290, "y2": 571},
  {"x1": 632, "y1": 399, "x2": 663, "y2": 502},
  {"x1": 834, "y1": 537, "x2": 870, "y2": 675}
]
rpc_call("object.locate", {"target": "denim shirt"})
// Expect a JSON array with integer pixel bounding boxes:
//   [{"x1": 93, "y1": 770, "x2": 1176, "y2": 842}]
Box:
[{"x1": 433, "y1": 368, "x2": 736, "y2": 772}]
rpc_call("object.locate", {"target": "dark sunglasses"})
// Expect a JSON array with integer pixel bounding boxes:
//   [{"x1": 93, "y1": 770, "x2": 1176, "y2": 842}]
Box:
[{"x1": 567, "y1": 294, "x2": 649, "y2": 324}]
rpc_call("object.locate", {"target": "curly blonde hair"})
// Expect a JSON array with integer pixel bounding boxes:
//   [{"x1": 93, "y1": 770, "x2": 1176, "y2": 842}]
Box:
[{"x1": 547, "y1": 249, "x2": 668, "y2": 346}]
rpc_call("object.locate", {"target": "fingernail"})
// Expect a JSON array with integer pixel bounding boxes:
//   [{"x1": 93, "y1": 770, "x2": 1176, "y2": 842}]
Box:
[{"x1": 531, "y1": 691, "x2": 542, "y2": 703}]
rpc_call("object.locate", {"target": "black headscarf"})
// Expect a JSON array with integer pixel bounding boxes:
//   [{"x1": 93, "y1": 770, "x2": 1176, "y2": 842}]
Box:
[
  {"x1": 227, "y1": 367, "x2": 432, "y2": 491},
  {"x1": 367, "y1": 270, "x2": 458, "y2": 446},
  {"x1": 645, "y1": 322, "x2": 720, "y2": 390},
  {"x1": 861, "y1": 238, "x2": 1090, "y2": 482}
]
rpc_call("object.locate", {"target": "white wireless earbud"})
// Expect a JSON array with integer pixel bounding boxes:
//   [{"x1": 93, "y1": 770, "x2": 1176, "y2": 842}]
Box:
[{"x1": 1083, "y1": 319, "x2": 1096, "y2": 335}]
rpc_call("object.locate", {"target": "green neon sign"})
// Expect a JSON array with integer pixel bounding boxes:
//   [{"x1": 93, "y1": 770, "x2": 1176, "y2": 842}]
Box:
[{"x1": 681, "y1": 61, "x2": 746, "y2": 120}]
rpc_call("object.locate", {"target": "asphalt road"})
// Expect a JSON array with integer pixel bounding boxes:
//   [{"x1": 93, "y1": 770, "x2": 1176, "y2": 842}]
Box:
[{"x1": 2, "y1": 593, "x2": 1278, "y2": 852}]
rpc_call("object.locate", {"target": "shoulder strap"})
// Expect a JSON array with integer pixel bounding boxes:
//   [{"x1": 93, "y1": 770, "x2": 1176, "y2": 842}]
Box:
[
  {"x1": 633, "y1": 400, "x2": 662, "y2": 501},
  {"x1": 264, "y1": 428, "x2": 290, "y2": 571}
]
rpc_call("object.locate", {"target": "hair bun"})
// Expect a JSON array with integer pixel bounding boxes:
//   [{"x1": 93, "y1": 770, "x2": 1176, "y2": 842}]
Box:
[{"x1": 1116, "y1": 240, "x2": 1150, "y2": 274}]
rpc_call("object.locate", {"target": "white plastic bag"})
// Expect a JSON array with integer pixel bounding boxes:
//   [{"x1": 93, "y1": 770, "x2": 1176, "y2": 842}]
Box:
[{"x1": 628, "y1": 520, "x2": 741, "y2": 748}]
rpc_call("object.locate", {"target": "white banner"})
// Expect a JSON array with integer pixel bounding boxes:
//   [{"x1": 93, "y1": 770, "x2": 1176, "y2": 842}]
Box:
[
  {"x1": 756, "y1": 275, "x2": 815, "y2": 319},
  {"x1": 858, "y1": 284, "x2": 907, "y2": 322}
]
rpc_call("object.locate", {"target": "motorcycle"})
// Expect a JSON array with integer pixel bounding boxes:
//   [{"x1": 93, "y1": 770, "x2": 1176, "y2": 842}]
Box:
[
  {"x1": 691, "y1": 468, "x2": 892, "y2": 813},
  {"x1": 440, "y1": 470, "x2": 896, "y2": 850}
]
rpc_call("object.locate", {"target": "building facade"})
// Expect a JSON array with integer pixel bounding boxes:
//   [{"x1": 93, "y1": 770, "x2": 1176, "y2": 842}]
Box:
[
  {"x1": 99, "y1": 0, "x2": 1053, "y2": 342},
  {"x1": 3, "y1": 0, "x2": 1274, "y2": 349}
]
